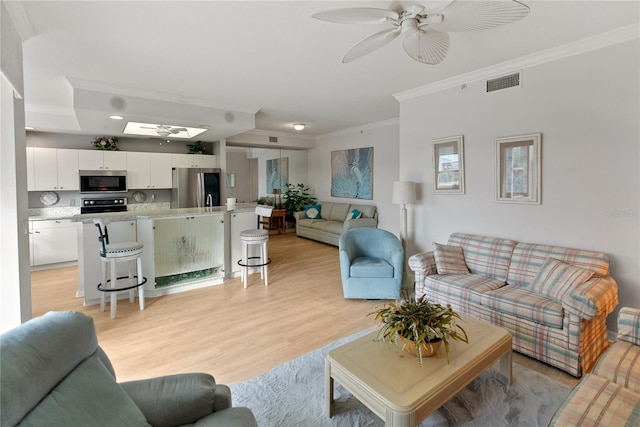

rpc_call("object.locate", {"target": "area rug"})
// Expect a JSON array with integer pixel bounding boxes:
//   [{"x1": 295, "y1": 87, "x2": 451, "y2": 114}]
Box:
[{"x1": 230, "y1": 331, "x2": 571, "y2": 426}]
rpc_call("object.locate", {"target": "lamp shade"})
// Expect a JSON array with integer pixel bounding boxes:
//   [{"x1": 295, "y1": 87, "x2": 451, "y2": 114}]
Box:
[{"x1": 392, "y1": 181, "x2": 416, "y2": 204}]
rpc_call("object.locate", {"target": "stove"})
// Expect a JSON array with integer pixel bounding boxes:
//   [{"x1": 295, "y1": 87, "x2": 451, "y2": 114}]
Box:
[{"x1": 81, "y1": 197, "x2": 128, "y2": 214}]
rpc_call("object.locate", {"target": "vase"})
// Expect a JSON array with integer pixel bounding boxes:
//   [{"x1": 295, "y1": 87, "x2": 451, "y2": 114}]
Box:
[{"x1": 399, "y1": 336, "x2": 442, "y2": 357}]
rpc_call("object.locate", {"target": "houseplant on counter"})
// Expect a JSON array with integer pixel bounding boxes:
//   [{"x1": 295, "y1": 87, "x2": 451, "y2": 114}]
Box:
[{"x1": 371, "y1": 294, "x2": 469, "y2": 366}]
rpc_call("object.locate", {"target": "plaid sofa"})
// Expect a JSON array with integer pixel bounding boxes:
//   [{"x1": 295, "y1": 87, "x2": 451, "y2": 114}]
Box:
[
  {"x1": 408, "y1": 233, "x2": 619, "y2": 377},
  {"x1": 549, "y1": 307, "x2": 640, "y2": 426}
]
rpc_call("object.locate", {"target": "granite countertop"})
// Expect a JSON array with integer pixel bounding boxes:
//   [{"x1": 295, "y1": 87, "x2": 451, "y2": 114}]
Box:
[{"x1": 70, "y1": 203, "x2": 258, "y2": 223}]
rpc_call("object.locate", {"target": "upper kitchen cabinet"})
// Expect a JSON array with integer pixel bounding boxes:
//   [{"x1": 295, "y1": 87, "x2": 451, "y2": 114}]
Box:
[
  {"x1": 78, "y1": 150, "x2": 127, "y2": 170},
  {"x1": 27, "y1": 147, "x2": 79, "y2": 191},
  {"x1": 127, "y1": 152, "x2": 173, "y2": 189},
  {"x1": 171, "y1": 153, "x2": 216, "y2": 169}
]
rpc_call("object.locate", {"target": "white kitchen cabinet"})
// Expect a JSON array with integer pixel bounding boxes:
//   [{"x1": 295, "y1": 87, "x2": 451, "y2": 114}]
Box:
[
  {"x1": 30, "y1": 148, "x2": 79, "y2": 191},
  {"x1": 78, "y1": 150, "x2": 127, "y2": 170},
  {"x1": 127, "y1": 152, "x2": 172, "y2": 189},
  {"x1": 171, "y1": 153, "x2": 216, "y2": 168},
  {"x1": 30, "y1": 219, "x2": 79, "y2": 266},
  {"x1": 229, "y1": 211, "x2": 258, "y2": 276}
]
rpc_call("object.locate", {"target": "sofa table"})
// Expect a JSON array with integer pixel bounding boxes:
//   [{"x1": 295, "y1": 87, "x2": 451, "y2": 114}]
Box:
[{"x1": 325, "y1": 315, "x2": 512, "y2": 426}]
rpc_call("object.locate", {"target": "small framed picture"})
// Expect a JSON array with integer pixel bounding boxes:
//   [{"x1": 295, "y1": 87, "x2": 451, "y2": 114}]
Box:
[
  {"x1": 495, "y1": 133, "x2": 541, "y2": 204},
  {"x1": 432, "y1": 135, "x2": 465, "y2": 194}
]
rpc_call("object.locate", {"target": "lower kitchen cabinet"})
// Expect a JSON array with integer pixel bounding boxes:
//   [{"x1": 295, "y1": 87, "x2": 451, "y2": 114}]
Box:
[{"x1": 30, "y1": 219, "x2": 80, "y2": 266}]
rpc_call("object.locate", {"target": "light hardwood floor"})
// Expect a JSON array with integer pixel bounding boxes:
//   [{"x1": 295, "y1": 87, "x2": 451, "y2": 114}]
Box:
[{"x1": 31, "y1": 233, "x2": 579, "y2": 387}]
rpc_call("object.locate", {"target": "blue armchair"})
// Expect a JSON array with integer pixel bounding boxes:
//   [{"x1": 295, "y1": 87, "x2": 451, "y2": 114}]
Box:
[{"x1": 339, "y1": 228, "x2": 404, "y2": 299}]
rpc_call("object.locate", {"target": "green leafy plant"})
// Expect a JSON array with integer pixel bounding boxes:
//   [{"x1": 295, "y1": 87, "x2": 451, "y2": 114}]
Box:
[
  {"x1": 283, "y1": 183, "x2": 316, "y2": 221},
  {"x1": 371, "y1": 294, "x2": 468, "y2": 366},
  {"x1": 186, "y1": 141, "x2": 206, "y2": 154},
  {"x1": 91, "y1": 136, "x2": 119, "y2": 151}
]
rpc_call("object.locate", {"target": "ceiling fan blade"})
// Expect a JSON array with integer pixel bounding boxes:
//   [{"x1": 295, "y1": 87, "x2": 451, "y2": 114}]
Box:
[
  {"x1": 170, "y1": 128, "x2": 188, "y2": 134},
  {"x1": 403, "y1": 29, "x2": 450, "y2": 64},
  {"x1": 428, "y1": 0, "x2": 530, "y2": 32},
  {"x1": 342, "y1": 28, "x2": 401, "y2": 63},
  {"x1": 140, "y1": 126, "x2": 158, "y2": 129},
  {"x1": 312, "y1": 8, "x2": 398, "y2": 24}
]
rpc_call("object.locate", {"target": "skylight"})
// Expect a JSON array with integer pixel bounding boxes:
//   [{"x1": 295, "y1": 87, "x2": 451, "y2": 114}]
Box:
[{"x1": 123, "y1": 122, "x2": 208, "y2": 139}]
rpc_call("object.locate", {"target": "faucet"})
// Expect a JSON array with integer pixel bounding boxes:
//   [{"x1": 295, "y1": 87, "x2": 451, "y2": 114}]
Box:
[{"x1": 206, "y1": 193, "x2": 213, "y2": 207}]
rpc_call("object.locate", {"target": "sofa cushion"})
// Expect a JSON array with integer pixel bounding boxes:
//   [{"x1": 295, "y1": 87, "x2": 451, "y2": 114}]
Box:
[
  {"x1": 19, "y1": 355, "x2": 151, "y2": 427},
  {"x1": 304, "y1": 205, "x2": 321, "y2": 219},
  {"x1": 349, "y1": 204, "x2": 376, "y2": 219},
  {"x1": 548, "y1": 374, "x2": 640, "y2": 427},
  {"x1": 480, "y1": 284, "x2": 564, "y2": 329},
  {"x1": 530, "y1": 258, "x2": 594, "y2": 302},
  {"x1": 311, "y1": 220, "x2": 344, "y2": 235},
  {"x1": 448, "y1": 233, "x2": 517, "y2": 281},
  {"x1": 593, "y1": 340, "x2": 640, "y2": 394},
  {"x1": 618, "y1": 307, "x2": 640, "y2": 346},
  {"x1": 348, "y1": 208, "x2": 362, "y2": 220},
  {"x1": 350, "y1": 256, "x2": 394, "y2": 278},
  {"x1": 329, "y1": 203, "x2": 350, "y2": 221},
  {"x1": 433, "y1": 243, "x2": 470, "y2": 274},
  {"x1": 425, "y1": 274, "x2": 506, "y2": 306},
  {"x1": 319, "y1": 202, "x2": 334, "y2": 220},
  {"x1": 507, "y1": 243, "x2": 610, "y2": 287}
]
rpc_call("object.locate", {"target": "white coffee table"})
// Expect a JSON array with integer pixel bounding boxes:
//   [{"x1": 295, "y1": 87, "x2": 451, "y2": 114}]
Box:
[{"x1": 325, "y1": 314, "x2": 512, "y2": 426}]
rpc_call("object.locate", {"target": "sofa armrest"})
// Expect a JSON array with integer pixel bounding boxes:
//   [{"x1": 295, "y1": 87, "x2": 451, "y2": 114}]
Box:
[
  {"x1": 294, "y1": 211, "x2": 305, "y2": 221},
  {"x1": 617, "y1": 307, "x2": 640, "y2": 346},
  {"x1": 120, "y1": 373, "x2": 222, "y2": 427},
  {"x1": 564, "y1": 276, "x2": 618, "y2": 320},
  {"x1": 344, "y1": 217, "x2": 378, "y2": 230},
  {"x1": 408, "y1": 251, "x2": 437, "y2": 276}
]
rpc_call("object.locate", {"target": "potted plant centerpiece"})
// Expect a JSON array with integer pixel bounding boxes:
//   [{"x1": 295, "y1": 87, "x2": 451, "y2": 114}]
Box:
[
  {"x1": 371, "y1": 295, "x2": 469, "y2": 366},
  {"x1": 283, "y1": 183, "x2": 316, "y2": 222}
]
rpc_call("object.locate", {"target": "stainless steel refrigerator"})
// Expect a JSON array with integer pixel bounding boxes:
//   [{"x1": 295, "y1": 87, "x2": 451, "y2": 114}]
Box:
[{"x1": 171, "y1": 168, "x2": 221, "y2": 208}]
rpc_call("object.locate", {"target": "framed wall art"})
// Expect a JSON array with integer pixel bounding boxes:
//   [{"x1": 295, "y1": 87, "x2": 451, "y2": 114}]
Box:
[
  {"x1": 495, "y1": 133, "x2": 541, "y2": 204},
  {"x1": 331, "y1": 147, "x2": 373, "y2": 199},
  {"x1": 266, "y1": 157, "x2": 288, "y2": 194},
  {"x1": 432, "y1": 135, "x2": 465, "y2": 194}
]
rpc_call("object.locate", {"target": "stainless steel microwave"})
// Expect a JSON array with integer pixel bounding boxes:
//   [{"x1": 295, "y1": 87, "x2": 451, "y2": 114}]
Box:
[{"x1": 79, "y1": 170, "x2": 127, "y2": 193}]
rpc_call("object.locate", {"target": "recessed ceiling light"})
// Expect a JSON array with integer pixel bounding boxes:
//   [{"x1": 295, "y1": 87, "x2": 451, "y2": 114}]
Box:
[
  {"x1": 25, "y1": 126, "x2": 35, "y2": 130},
  {"x1": 123, "y1": 121, "x2": 208, "y2": 139},
  {"x1": 293, "y1": 123, "x2": 305, "y2": 131},
  {"x1": 109, "y1": 115, "x2": 124, "y2": 120}
]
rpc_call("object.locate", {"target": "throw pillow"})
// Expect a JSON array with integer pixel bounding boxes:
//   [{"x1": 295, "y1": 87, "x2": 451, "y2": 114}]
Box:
[
  {"x1": 433, "y1": 243, "x2": 469, "y2": 274},
  {"x1": 349, "y1": 209, "x2": 362, "y2": 220},
  {"x1": 530, "y1": 258, "x2": 594, "y2": 302},
  {"x1": 304, "y1": 204, "x2": 321, "y2": 219}
]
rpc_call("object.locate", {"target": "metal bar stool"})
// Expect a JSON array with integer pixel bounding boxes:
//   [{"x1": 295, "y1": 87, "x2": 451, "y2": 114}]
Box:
[
  {"x1": 238, "y1": 228, "x2": 270, "y2": 288},
  {"x1": 94, "y1": 219, "x2": 147, "y2": 319}
]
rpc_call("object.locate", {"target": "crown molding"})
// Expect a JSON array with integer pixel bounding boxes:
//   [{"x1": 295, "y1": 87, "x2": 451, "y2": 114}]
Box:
[
  {"x1": 2, "y1": 1, "x2": 35, "y2": 41},
  {"x1": 316, "y1": 117, "x2": 399, "y2": 141},
  {"x1": 394, "y1": 24, "x2": 639, "y2": 102},
  {"x1": 66, "y1": 77, "x2": 260, "y2": 114}
]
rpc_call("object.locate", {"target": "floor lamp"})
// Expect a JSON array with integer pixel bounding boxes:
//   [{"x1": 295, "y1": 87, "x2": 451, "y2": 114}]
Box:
[{"x1": 392, "y1": 181, "x2": 416, "y2": 245}]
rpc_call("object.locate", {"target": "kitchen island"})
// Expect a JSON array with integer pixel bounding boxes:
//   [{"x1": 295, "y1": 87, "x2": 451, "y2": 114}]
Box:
[{"x1": 73, "y1": 205, "x2": 258, "y2": 306}]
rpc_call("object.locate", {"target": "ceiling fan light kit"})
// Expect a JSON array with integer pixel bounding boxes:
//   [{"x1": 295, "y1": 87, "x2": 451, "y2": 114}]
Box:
[{"x1": 313, "y1": 0, "x2": 530, "y2": 64}]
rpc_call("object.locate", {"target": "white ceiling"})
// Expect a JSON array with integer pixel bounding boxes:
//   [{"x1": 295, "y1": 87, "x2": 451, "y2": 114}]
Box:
[{"x1": 14, "y1": 1, "x2": 640, "y2": 140}]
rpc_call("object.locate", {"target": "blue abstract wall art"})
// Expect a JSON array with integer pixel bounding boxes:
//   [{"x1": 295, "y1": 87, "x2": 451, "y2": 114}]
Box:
[{"x1": 331, "y1": 147, "x2": 373, "y2": 199}]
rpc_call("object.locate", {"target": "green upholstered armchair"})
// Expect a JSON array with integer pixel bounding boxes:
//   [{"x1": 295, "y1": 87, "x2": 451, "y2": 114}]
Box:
[
  {"x1": 0, "y1": 311, "x2": 258, "y2": 427},
  {"x1": 339, "y1": 228, "x2": 404, "y2": 299}
]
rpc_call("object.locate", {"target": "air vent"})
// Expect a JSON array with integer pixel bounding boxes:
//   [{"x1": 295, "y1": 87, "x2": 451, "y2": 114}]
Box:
[
  {"x1": 269, "y1": 136, "x2": 278, "y2": 143},
  {"x1": 486, "y1": 72, "x2": 521, "y2": 93}
]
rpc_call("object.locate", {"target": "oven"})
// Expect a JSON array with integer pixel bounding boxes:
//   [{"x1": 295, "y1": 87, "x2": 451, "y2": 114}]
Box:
[{"x1": 81, "y1": 197, "x2": 128, "y2": 214}]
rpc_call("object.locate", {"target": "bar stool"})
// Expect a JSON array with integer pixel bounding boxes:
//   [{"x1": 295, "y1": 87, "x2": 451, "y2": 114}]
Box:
[
  {"x1": 94, "y1": 219, "x2": 147, "y2": 319},
  {"x1": 238, "y1": 229, "x2": 270, "y2": 288}
]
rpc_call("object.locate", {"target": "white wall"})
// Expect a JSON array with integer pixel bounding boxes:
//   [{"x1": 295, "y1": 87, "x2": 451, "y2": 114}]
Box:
[
  {"x1": 399, "y1": 40, "x2": 640, "y2": 331},
  {"x1": 309, "y1": 120, "x2": 400, "y2": 234}
]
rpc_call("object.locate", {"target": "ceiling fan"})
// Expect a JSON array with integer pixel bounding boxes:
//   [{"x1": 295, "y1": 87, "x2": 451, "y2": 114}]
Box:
[
  {"x1": 140, "y1": 124, "x2": 188, "y2": 137},
  {"x1": 312, "y1": 0, "x2": 530, "y2": 64}
]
